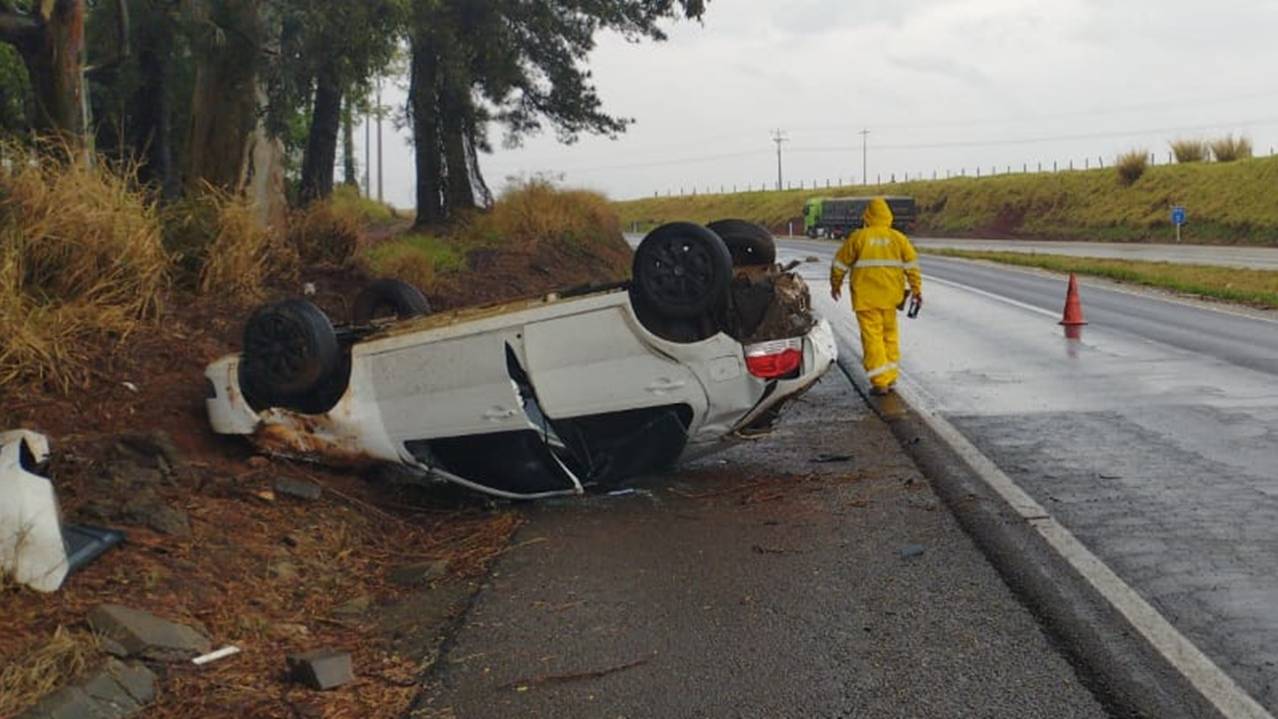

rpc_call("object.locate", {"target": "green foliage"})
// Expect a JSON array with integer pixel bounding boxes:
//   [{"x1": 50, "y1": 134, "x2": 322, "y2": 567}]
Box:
[
  {"x1": 1210, "y1": 135, "x2": 1252, "y2": 162},
  {"x1": 1116, "y1": 149, "x2": 1148, "y2": 186},
  {"x1": 615, "y1": 155, "x2": 1278, "y2": 245},
  {"x1": 925, "y1": 249, "x2": 1278, "y2": 309},
  {"x1": 362, "y1": 233, "x2": 464, "y2": 291},
  {"x1": 330, "y1": 184, "x2": 397, "y2": 223},
  {"x1": 1170, "y1": 138, "x2": 1209, "y2": 163},
  {"x1": 0, "y1": 44, "x2": 28, "y2": 134}
]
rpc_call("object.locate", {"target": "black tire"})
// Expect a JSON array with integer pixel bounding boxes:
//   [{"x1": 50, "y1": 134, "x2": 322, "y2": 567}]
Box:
[
  {"x1": 352, "y1": 278, "x2": 431, "y2": 324},
  {"x1": 707, "y1": 219, "x2": 777, "y2": 266},
  {"x1": 631, "y1": 222, "x2": 733, "y2": 320},
  {"x1": 240, "y1": 299, "x2": 340, "y2": 408}
]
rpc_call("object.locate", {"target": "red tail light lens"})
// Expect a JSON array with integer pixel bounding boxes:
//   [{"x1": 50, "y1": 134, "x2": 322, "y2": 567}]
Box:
[{"x1": 744, "y1": 338, "x2": 804, "y2": 379}]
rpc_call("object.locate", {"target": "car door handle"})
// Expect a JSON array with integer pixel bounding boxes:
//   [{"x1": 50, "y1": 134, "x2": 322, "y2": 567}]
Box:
[
  {"x1": 646, "y1": 379, "x2": 687, "y2": 395},
  {"x1": 483, "y1": 408, "x2": 518, "y2": 421}
]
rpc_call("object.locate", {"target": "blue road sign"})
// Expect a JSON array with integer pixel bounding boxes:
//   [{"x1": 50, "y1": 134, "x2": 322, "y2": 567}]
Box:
[{"x1": 1172, "y1": 206, "x2": 1187, "y2": 226}]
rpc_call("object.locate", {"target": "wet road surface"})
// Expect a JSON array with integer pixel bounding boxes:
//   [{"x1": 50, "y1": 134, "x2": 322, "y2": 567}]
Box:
[
  {"x1": 783, "y1": 237, "x2": 1278, "y2": 712},
  {"x1": 416, "y1": 376, "x2": 1106, "y2": 718},
  {"x1": 912, "y1": 238, "x2": 1278, "y2": 270}
]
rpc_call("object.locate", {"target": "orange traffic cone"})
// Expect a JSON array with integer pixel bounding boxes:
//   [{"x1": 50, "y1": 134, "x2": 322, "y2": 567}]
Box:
[{"x1": 1059, "y1": 273, "x2": 1087, "y2": 327}]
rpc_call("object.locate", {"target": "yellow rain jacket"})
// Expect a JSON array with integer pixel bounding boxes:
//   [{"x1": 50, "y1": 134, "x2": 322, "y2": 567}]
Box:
[{"x1": 830, "y1": 197, "x2": 923, "y2": 311}]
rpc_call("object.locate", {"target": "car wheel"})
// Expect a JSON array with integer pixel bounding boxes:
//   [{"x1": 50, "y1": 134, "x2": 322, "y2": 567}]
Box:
[
  {"x1": 352, "y1": 278, "x2": 432, "y2": 324},
  {"x1": 632, "y1": 222, "x2": 732, "y2": 320},
  {"x1": 240, "y1": 299, "x2": 340, "y2": 409},
  {"x1": 707, "y1": 219, "x2": 777, "y2": 266}
]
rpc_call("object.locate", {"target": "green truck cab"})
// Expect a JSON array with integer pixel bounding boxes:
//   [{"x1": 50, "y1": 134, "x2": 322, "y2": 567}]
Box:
[{"x1": 802, "y1": 196, "x2": 917, "y2": 239}]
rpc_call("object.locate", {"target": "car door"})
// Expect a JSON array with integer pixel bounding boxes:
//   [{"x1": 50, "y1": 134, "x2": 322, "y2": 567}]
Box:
[{"x1": 520, "y1": 301, "x2": 707, "y2": 423}]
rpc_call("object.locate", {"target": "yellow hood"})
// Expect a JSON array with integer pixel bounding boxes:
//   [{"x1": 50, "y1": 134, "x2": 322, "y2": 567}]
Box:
[{"x1": 862, "y1": 197, "x2": 893, "y2": 228}]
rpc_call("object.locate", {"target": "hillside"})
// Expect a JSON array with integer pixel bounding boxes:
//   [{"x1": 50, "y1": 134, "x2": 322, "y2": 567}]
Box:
[{"x1": 615, "y1": 155, "x2": 1278, "y2": 246}]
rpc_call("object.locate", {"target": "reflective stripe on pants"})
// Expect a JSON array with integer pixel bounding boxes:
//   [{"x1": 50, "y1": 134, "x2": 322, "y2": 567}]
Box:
[{"x1": 855, "y1": 308, "x2": 900, "y2": 389}]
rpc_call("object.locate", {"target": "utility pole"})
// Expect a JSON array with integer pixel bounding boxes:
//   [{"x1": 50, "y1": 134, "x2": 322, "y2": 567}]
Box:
[
  {"x1": 859, "y1": 129, "x2": 870, "y2": 185},
  {"x1": 376, "y1": 77, "x2": 385, "y2": 203},
  {"x1": 363, "y1": 111, "x2": 371, "y2": 197},
  {"x1": 771, "y1": 129, "x2": 789, "y2": 191}
]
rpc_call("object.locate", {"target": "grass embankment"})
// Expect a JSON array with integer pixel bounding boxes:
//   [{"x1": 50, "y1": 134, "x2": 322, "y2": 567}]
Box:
[
  {"x1": 616, "y1": 155, "x2": 1278, "y2": 245},
  {"x1": 927, "y1": 249, "x2": 1278, "y2": 309},
  {"x1": 362, "y1": 179, "x2": 632, "y2": 307}
]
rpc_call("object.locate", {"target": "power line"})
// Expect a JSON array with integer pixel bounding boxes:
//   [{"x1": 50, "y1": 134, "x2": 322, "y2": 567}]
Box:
[
  {"x1": 787, "y1": 89, "x2": 1278, "y2": 134},
  {"x1": 788, "y1": 116, "x2": 1278, "y2": 154}
]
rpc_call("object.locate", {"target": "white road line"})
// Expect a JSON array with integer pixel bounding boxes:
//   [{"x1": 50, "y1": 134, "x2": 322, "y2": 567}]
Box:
[
  {"x1": 923, "y1": 275, "x2": 1062, "y2": 320},
  {"x1": 923, "y1": 253, "x2": 1278, "y2": 326},
  {"x1": 851, "y1": 356, "x2": 1276, "y2": 719}
]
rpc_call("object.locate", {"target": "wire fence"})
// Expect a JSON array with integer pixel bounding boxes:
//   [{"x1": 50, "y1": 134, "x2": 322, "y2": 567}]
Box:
[{"x1": 648, "y1": 147, "x2": 1278, "y2": 199}]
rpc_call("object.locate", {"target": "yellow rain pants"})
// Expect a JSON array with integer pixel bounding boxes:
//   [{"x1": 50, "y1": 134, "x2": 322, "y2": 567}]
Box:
[{"x1": 856, "y1": 308, "x2": 900, "y2": 389}]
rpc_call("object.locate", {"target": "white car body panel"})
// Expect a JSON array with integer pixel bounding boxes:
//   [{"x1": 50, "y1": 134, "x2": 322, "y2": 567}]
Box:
[
  {"x1": 0, "y1": 431, "x2": 68, "y2": 593},
  {"x1": 205, "y1": 287, "x2": 836, "y2": 498}
]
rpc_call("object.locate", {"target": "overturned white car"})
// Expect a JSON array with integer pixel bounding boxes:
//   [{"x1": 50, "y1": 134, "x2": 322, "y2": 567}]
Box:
[{"x1": 205, "y1": 220, "x2": 836, "y2": 499}]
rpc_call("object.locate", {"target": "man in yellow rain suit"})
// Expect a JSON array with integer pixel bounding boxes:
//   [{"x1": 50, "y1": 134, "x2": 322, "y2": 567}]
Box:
[{"x1": 830, "y1": 197, "x2": 923, "y2": 395}]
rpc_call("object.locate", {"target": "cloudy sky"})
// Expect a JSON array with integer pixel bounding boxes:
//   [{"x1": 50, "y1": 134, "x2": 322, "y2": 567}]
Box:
[{"x1": 362, "y1": 0, "x2": 1278, "y2": 208}]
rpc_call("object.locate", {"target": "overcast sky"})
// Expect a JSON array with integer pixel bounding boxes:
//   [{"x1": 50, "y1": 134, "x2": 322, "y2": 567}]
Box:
[{"x1": 360, "y1": 0, "x2": 1278, "y2": 208}]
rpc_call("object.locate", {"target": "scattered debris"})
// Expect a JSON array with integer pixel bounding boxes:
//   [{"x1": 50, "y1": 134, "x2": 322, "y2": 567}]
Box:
[
  {"x1": 116, "y1": 430, "x2": 183, "y2": 472},
  {"x1": 332, "y1": 595, "x2": 374, "y2": 618},
  {"x1": 388, "y1": 560, "x2": 450, "y2": 588},
  {"x1": 122, "y1": 381, "x2": 140, "y2": 393},
  {"x1": 273, "y1": 476, "x2": 324, "y2": 501},
  {"x1": 16, "y1": 658, "x2": 156, "y2": 719},
  {"x1": 502, "y1": 655, "x2": 653, "y2": 691},
  {"x1": 87, "y1": 605, "x2": 212, "y2": 663},
  {"x1": 751, "y1": 544, "x2": 802, "y2": 556},
  {"x1": 805, "y1": 255, "x2": 821, "y2": 263},
  {"x1": 811, "y1": 453, "x2": 853, "y2": 464},
  {"x1": 192, "y1": 646, "x2": 241, "y2": 666},
  {"x1": 0, "y1": 431, "x2": 69, "y2": 592},
  {"x1": 1098, "y1": 472, "x2": 1123, "y2": 480},
  {"x1": 899, "y1": 544, "x2": 926, "y2": 560},
  {"x1": 287, "y1": 648, "x2": 355, "y2": 690}
]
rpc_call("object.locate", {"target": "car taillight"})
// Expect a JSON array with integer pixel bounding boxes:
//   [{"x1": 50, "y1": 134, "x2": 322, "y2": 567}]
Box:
[{"x1": 744, "y1": 338, "x2": 803, "y2": 379}]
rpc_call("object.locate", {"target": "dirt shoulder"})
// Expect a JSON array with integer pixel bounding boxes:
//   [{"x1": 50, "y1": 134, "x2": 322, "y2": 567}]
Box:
[{"x1": 411, "y1": 374, "x2": 1107, "y2": 718}]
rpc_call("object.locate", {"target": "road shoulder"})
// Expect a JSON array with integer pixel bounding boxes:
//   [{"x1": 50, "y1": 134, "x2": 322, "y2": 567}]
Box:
[{"x1": 410, "y1": 373, "x2": 1106, "y2": 718}]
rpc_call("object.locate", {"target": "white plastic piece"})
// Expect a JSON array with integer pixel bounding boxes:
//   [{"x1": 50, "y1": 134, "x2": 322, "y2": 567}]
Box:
[
  {"x1": 192, "y1": 645, "x2": 242, "y2": 666},
  {"x1": 0, "y1": 431, "x2": 68, "y2": 592}
]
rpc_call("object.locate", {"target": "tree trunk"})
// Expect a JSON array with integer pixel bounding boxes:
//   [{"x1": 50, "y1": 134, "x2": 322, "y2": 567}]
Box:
[
  {"x1": 298, "y1": 67, "x2": 342, "y2": 204},
  {"x1": 185, "y1": 0, "x2": 262, "y2": 193},
  {"x1": 2, "y1": 0, "x2": 86, "y2": 141},
  {"x1": 342, "y1": 96, "x2": 357, "y2": 186},
  {"x1": 409, "y1": 37, "x2": 443, "y2": 227},
  {"x1": 440, "y1": 68, "x2": 475, "y2": 214},
  {"x1": 132, "y1": 17, "x2": 177, "y2": 197}
]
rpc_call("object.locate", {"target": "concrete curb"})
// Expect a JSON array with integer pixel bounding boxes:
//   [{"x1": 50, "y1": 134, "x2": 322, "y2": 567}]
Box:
[{"x1": 832, "y1": 349, "x2": 1228, "y2": 719}]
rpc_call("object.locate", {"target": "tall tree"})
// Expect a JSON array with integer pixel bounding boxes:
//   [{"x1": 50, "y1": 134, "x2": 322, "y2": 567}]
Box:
[
  {"x1": 407, "y1": 0, "x2": 707, "y2": 228},
  {"x1": 287, "y1": 0, "x2": 403, "y2": 203}
]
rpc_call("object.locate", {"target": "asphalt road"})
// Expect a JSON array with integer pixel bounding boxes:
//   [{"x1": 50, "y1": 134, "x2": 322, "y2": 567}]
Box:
[
  {"x1": 782, "y1": 236, "x2": 1278, "y2": 714},
  {"x1": 911, "y1": 238, "x2": 1278, "y2": 270},
  {"x1": 415, "y1": 375, "x2": 1107, "y2": 718}
]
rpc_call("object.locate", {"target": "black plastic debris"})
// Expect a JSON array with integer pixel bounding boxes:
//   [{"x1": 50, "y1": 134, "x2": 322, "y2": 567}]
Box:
[{"x1": 63, "y1": 524, "x2": 125, "y2": 574}]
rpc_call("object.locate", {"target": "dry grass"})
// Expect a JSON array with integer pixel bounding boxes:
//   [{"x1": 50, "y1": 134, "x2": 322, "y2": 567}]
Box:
[
  {"x1": 925, "y1": 249, "x2": 1278, "y2": 308},
  {"x1": 466, "y1": 178, "x2": 623, "y2": 250},
  {"x1": 0, "y1": 626, "x2": 100, "y2": 716},
  {"x1": 360, "y1": 179, "x2": 630, "y2": 298},
  {"x1": 1116, "y1": 149, "x2": 1149, "y2": 186},
  {"x1": 362, "y1": 233, "x2": 462, "y2": 292},
  {"x1": 163, "y1": 186, "x2": 299, "y2": 298},
  {"x1": 1171, "y1": 138, "x2": 1209, "y2": 163},
  {"x1": 1211, "y1": 134, "x2": 1253, "y2": 162},
  {"x1": 0, "y1": 142, "x2": 169, "y2": 388},
  {"x1": 288, "y1": 199, "x2": 364, "y2": 266}
]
